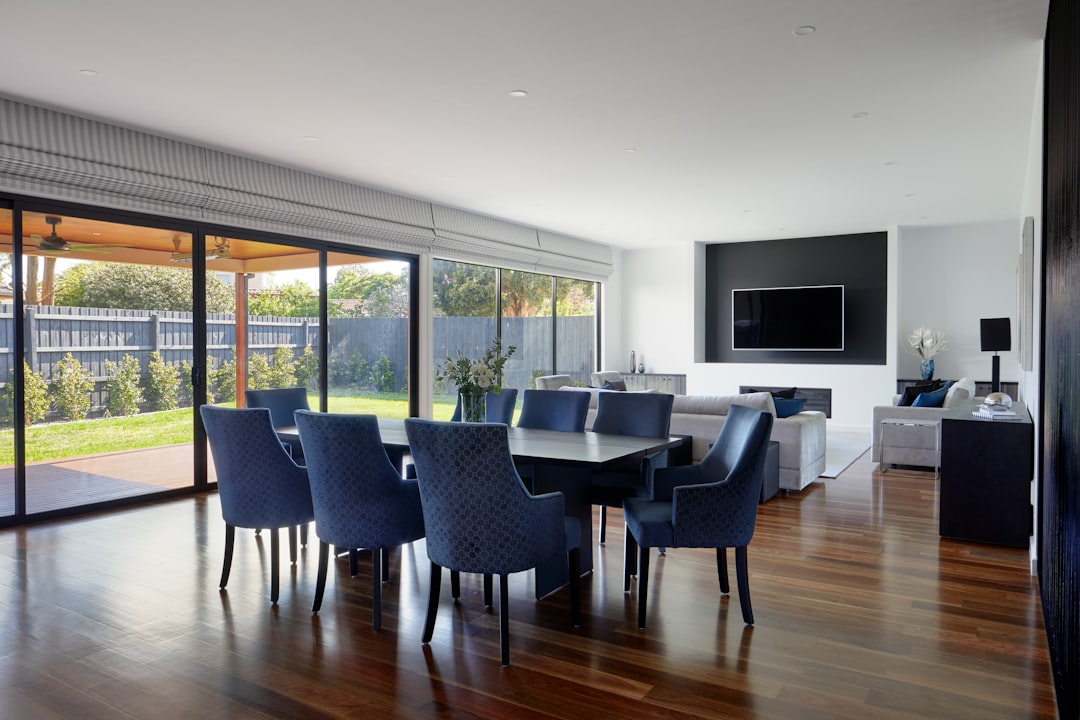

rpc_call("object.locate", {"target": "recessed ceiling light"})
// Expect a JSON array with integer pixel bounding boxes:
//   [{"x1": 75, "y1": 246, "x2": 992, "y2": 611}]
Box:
[
  {"x1": 440, "y1": 176, "x2": 453, "y2": 181},
  {"x1": 793, "y1": 26, "x2": 816, "y2": 36},
  {"x1": 509, "y1": 90, "x2": 528, "y2": 97},
  {"x1": 303, "y1": 136, "x2": 319, "y2": 142},
  {"x1": 695, "y1": 184, "x2": 706, "y2": 189},
  {"x1": 905, "y1": 193, "x2": 917, "y2": 198},
  {"x1": 920, "y1": 216, "x2": 929, "y2": 220},
  {"x1": 79, "y1": 68, "x2": 100, "y2": 77},
  {"x1": 852, "y1": 111, "x2": 870, "y2": 119},
  {"x1": 624, "y1": 147, "x2": 637, "y2": 153},
  {"x1": 884, "y1": 160, "x2": 897, "y2": 166},
  {"x1": 743, "y1": 209, "x2": 752, "y2": 213}
]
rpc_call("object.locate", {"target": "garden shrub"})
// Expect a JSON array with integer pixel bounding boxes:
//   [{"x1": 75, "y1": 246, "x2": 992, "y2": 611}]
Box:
[
  {"x1": 371, "y1": 354, "x2": 396, "y2": 393},
  {"x1": 294, "y1": 345, "x2": 319, "y2": 389},
  {"x1": 3, "y1": 361, "x2": 50, "y2": 426},
  {"x1": 53, "y1": 352, "x2": 94, "y2": 421},
  {"x1": 209, "y1": 356, "x2": 236, "y2": 403},
  {"x1": 104, "y1": 353, "x2": 143, "y2": 417},
  {"x1": 145, "y1": 351, "x2": 180, "y2": 411},
  {"x1": 23, "y1": 361, "x2": 50, "y2": 425},
  {"x1": 347, "y1": 352, "x2": 369, "y2": 390},
  {"x1": 268, "y1": 346, "x2": 298, "y2": 388}
]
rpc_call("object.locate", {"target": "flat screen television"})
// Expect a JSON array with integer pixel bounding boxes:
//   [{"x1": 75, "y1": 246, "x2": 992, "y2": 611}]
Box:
[{"x1": 732, "y1": 285, "x2": 845, "y2": 351}]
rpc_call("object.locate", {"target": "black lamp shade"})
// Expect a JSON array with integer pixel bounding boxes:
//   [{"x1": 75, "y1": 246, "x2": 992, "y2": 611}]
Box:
[{"x1": 980, "y1": 318, "x2": 1011, "y2": 352}]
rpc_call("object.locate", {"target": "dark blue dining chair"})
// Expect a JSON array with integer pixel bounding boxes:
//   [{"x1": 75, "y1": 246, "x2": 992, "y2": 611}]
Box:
[
  {"x1": 404, "y1": 418, "x2": 581, "y2": 666},
  {"x1": 245, "y1": 387, "x2": 311, "y2": 460},
  {"x1": 294, "y1": 410, "x2": 425, "y2": 630},
  {"x1": 448, "y1": 388, "x2": 519, "y2": 424},
  {"x1": 623, "y1": 404, "x2": 773, "y2": 630},
  {"x1": 589, "y1": 392, "x2": 675, "y2": 543},
  {"x1": 200, "y1": 405, "x2": 314, "y2": 605},
  {"x1": 516, "y1": 389, "x2": 590, "y2": 432}
]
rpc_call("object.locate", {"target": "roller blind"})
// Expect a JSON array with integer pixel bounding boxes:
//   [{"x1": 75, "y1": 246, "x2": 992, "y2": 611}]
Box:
[{"x1": 0, "y1": 98, "x2": 613, "y2": 280}]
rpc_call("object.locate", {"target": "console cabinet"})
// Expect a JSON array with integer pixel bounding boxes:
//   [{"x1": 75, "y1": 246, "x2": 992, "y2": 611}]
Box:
[
  {"x1": 623, "y1": 373, "x2": 686, "y2": 394},
  {"x1": 939, "y1": 402, "x2": 1033, "y2": 547}
]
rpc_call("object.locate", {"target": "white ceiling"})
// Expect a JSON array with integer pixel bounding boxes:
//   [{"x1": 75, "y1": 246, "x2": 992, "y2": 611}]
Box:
[{"x1": 0, "y1": 0, "x2": 1048, "y2": 250}]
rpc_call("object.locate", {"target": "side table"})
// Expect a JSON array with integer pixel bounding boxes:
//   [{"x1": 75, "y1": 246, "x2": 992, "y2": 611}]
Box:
[{"x1": 878, "y1": 417, "x2": 940, "y2": 477}]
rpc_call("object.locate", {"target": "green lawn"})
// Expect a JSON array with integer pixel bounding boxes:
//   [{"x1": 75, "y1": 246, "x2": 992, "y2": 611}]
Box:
[{"x1": 0, "y1": 391, "x2": 463, "y2": 465}]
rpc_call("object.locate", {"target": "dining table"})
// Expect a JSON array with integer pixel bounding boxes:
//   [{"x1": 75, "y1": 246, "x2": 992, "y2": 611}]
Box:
[{"x1": 277, "y1": 418, "x2": 684, "y2": 598}]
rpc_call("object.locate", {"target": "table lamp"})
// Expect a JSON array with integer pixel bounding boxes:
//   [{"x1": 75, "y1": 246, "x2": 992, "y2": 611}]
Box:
[{"x1": 980, "y1": 317, "x2": 1011, "y2": 394}]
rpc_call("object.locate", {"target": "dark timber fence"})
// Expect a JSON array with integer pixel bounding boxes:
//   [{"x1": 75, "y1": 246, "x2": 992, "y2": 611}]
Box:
[{"x1": 0, "y1": 305, "x2": 594, "y2": 421}]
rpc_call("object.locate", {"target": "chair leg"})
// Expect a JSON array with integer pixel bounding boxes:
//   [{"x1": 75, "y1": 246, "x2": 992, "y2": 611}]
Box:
[
  {"x1": 450, "y1": 570, "x2": 461, "y2": 599},
  {"x1": 568, "y1": 547, "x2": 582, "y2": 627},
  {"x1": 422, "y1": 562, "x2": 442, "y2": 644},
  {"x1": 300, "y1": 522, "x2": 309, "y2": 547},
  {"x1": 717, "y1": 547, "x2": 730, "y2": 595},
  {"x1": 220, "y1": 524, "x2": 236, "y2": 589},
  {"x1": 270, "y1": 528, "x2": 280, "y2": 605},
  {"x1": 499, "y1": 574, "x2": 511, "y2": 666},
  {"x1": 637, "y1": 545, "x2": 650, "y2": 631},
  {"x1": 349, "y1": 548, "x2": 359, "y2": 576},
  {"x1": 735, "y1": 546, "x2": 754, "y2": 626},
  {"x1": 288, "y1": 526, "x2": 298, "y2": 564},
  {"x1": 372, "y1": 547, "x2": 383, "y2": 632},
  {"x1": 312, "y1": 541, "x2": 330, "y2": 613},
  {"x1": 381, "y1": 547, "x2": 391, "y2": 582},
  {"x1": 599, "y1": 505, "x2": 607, "y2": 544},
  {"x1": 484, "y1": 574, "x2": 493, "y2": 608},
  {"x1": 624, "y1": 531, "x2": 638, "y2": 592}
]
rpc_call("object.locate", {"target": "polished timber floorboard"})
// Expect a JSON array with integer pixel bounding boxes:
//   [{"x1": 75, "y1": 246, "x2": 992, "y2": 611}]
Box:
[{"x1": 0, "y1": 453, "x2": 1057, "y2": 719}]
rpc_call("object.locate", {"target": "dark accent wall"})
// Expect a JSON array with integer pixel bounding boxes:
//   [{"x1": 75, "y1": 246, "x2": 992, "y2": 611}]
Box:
[
  {"x1": 704, "y1": 232, "x2": 887, "y2": 364},
  {"x1": 1041, "y1": 2, "x2": 1079, "y2": 718}
]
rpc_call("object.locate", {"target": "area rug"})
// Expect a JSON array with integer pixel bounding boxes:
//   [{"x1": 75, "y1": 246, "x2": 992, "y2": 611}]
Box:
[{"x1": 821, "y1": 431, "x2": 872, "y2": 478}]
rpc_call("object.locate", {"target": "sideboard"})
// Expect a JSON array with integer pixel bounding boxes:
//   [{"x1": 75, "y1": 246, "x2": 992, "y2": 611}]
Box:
[{"x1": 623, "y1": 373, "x2": 686, "y2": 394}]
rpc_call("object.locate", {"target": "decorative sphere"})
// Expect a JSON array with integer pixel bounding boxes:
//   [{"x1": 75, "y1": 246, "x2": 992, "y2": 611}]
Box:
[{"x1": 984, "y1": 392, "x2": 1013, "y2": 409}]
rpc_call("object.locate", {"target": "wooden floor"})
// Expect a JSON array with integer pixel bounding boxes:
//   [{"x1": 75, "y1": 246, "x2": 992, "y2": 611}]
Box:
[{"x1": 0, "y1": 451, "x2": 1057, "y2": 719}]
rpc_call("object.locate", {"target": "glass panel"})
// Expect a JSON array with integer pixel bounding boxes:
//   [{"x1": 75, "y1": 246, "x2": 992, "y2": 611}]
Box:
[
  {"x1": 325, "y1": 252, "x2": 411, "y2": 418},
  {"x1": 204, "y1": 236, "x2": 321, "y2": 480},
  {"x1": 556, "y1": 278, "x2": 596, "y2": 386},
  {"x1": 432, "y1": 259, "x2": 496, "y2": 420},
  {"x1": 9, "y1": 211, "x2": 196, "y2": 514},
  {"x1": 0, "y1": 205, "x2": 12, "y2": 518},
  {"x1": 501, "y1": 270, "x2": 552, "y2": 402}
]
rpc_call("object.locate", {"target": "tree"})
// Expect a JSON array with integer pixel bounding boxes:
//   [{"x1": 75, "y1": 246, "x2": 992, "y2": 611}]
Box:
[
  {"x1": 329, "y1": 266, "x2": 409, "y2": 317},
  {"x1": 432, "y1": 260, "x2": 496, "y2": 317},
  {"x1": 247, "y1": 280, "x2": 319, "y2": 317},
  {"x1": 54, "y1": 262, "x2": 234, "y2": 312}
]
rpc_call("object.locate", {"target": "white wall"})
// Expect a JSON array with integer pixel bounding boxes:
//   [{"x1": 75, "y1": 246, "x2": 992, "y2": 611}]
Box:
[
  {"x1": 897, "y1": 221, "x2": 1020, "y2": 384},
  {"x1": 609, "y1": 220, "x2": 1027, "y2": 431}
]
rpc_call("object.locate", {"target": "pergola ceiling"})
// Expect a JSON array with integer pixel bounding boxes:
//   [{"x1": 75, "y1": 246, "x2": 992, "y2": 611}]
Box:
[{"x1": 0, "y1": 212, "x2": 378, "y2": 272}]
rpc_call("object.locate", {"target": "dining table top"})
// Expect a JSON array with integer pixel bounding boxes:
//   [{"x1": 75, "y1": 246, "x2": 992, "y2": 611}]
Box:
[{"x1": 277, "y1": 417, "x2": 682, "y2": 468}]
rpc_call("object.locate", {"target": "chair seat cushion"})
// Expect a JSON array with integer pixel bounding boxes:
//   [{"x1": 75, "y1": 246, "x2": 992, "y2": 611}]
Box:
[{"x1": 623, "y1": 498, "x2": 675, "y2": 548}]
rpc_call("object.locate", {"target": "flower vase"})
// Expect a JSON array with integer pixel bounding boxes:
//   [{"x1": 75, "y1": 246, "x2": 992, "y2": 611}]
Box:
[
  {"x1": 460, "y1": 391, "x2": 486, "y2": 423},
  {"x1": 920, "y1": 358, "x2": 935, "y2": 381}
]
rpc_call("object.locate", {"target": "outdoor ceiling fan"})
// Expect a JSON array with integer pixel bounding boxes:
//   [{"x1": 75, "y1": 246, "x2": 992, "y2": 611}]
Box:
[
  {"x1": 170, "y1": 235, "x2": 231, "y2": 262},
  {"x1": 29, "y1": 216, "x2": 127, "y2": 253}
]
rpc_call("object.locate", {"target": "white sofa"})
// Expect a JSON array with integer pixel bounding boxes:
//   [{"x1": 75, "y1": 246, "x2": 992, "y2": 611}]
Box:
[
  {"x1": 870, "y1": 377, "x2": 977, "y2": 468},
  {"x1": 568, "y1": 388, "x2": 827, "y2": 491}
]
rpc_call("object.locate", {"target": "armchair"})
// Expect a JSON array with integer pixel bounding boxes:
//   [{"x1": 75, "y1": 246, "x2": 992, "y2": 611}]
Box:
[
  {"x1": 404, "y1": 419, "x2": 581, "y2": 666},
  {"x1": 516, "y1": 389, "x2": 590, "y2": 432},
  {"x1": 245, "y1": 387, "x2": 311, "y2": 460},
  {"x1": 294, "y1": 411, "x2": 425, "y2": 630},
  {"x1": 623, "y1": 404, "x2": 773, "y2": 630},
  {"x1": 589, "y1": 391, "x2": 675, "y2": 543},
  {"x1": 200, "y1": 405, "x2": 314, "y2": 605}
]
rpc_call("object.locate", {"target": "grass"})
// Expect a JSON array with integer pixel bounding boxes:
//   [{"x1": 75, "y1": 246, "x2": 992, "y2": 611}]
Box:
[{"x1": 0, "y1": 391, "x2": 463, "y2": 465}]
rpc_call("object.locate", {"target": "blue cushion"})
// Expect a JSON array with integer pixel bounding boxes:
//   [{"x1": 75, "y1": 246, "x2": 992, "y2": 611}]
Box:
[
  {"x1": 773, "y1": 397, "x2": 807, "y2": 418},
  {"x1": 912, "y1": 385, "x2": 949, "y2": 407}
]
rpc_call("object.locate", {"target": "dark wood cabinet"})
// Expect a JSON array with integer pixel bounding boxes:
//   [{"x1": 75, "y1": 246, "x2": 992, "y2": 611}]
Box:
[{"x1": 939, "y1": 402, "x2": 1033, "y2": 548}]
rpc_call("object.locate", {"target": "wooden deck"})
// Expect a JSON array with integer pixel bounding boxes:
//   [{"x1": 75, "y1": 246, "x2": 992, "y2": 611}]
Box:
[{"x1": 0, "y1": 444, "x2": 202, "y2": 516}]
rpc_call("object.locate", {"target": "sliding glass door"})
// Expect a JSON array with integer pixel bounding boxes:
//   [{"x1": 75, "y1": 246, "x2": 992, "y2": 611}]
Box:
[{"x1": 7, "y1": 209, "x2": 198, "y2": 514}]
